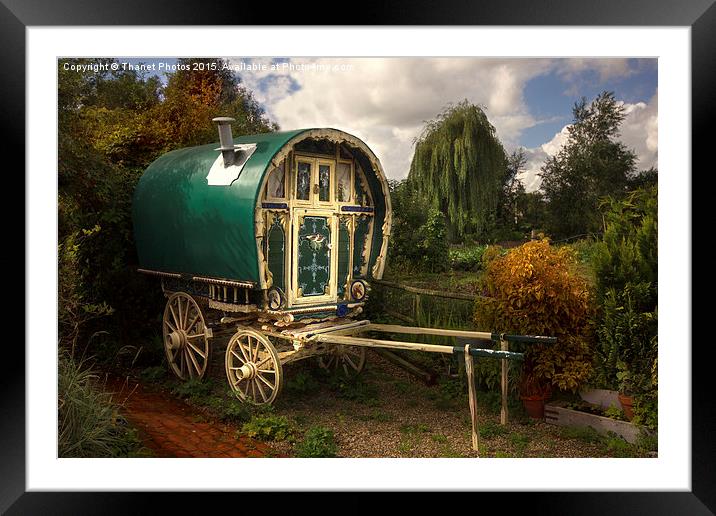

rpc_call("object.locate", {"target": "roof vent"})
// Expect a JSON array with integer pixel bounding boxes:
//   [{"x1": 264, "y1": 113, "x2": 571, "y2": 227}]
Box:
[
  {"x1": 213, "y1": 116, "x2": 237, "y2": 166},
  {"x1": 207, "y1": 116, "x2": 257, "y2": 186}
]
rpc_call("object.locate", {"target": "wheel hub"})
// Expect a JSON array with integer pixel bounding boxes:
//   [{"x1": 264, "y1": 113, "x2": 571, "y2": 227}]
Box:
[
  {"x1": 168, "y1": 330, "x2": 187, "y2": 350},
  {"x1": 236, "y1": 362, "x2": 257, "y2": 380}
]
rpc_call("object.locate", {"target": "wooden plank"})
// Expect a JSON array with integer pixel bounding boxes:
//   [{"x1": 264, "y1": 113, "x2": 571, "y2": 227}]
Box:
[
  {"x1": 373, "y1": 278, "x2": 478, "y2": 301},
  {"x1": 500, "y1": 339, "x2": 509, "y2": 426},
  {"x1": 544, "y1": 402, "x2": 641, "y2": 444},
  {"x1": 373, "y1": 348, "x2": 436, "y2": 385},
  {"x1": 464, "y1": 344, "x2": 480, "y2": 454},
  {"x1": 299, "y1": 319, "x2": 371, "y2": 337},
  {"x1": 367, "y1": 323, "x2": 493, "y2": 341},
  {"x1": 313, "y1": 333, "x2": 455, "y2": 354}
]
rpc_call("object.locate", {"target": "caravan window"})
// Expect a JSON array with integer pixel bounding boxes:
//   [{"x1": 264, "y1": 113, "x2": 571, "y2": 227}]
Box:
[{"x1": 265, "y1": 162, "x2": 286, "y2": 199}]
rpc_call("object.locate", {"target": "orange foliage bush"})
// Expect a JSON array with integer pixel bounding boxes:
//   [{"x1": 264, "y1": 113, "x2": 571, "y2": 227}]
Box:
[{"x1": 474, "y1": 239, "x2": 595, "y2": 394}]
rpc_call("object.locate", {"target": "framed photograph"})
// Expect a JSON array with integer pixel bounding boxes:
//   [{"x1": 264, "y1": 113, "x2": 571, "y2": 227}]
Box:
[{"x1": 8, "y1": 0, "x2": 708, "y2": 512}]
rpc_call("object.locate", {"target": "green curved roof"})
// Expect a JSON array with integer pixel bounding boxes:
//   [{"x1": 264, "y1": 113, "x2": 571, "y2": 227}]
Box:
[{"x1": 132, "y1": 129, "x2": 307, "y2": 283}]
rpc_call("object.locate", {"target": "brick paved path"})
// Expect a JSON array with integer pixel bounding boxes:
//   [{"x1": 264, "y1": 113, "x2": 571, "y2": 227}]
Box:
[{"x1": 107, "y1": 376, "x2": 273, "y2": 458}]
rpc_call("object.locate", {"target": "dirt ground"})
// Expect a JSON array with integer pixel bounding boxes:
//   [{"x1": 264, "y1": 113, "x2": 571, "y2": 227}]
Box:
[{"x1": 116, "y1": 348, "x2": 650, "y2": 459}]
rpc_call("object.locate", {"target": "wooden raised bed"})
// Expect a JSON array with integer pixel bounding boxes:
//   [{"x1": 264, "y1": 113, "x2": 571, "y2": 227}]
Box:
[{"x1": 544, "y1": 400, "x2": 640, "y2": 444}]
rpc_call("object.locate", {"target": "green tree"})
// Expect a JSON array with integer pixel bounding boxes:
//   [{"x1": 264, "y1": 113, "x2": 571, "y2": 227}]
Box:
[
  {"x1": 516, "y1": 190, "x2": 548, "y2": 235},
  {"x1": 539, "y1": 91, "x2": 637, "y2": 239},
  {"x1": 387, "y1": 179, "x2": 449, "y2": 272},
  {"x1": 408, "y1": 101, "x2": 508, "y2": 241},
  {"x1": 152, "y1": 58, "x2": 277, "y2": 151},
  {"x1": 494, "y1": 148, "x2": 528, "y2": 238},
  {"x1": 57, "y1": 57, "x2": 279, "y2": 354}
]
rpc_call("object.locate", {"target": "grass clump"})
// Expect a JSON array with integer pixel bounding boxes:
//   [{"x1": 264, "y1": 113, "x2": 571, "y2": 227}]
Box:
[
  {"x1": 295, "y1": 426, "x2": 338, "y2": 457},
  {"x1": 559, "y1": 425, "x2": 602, "y2": 444},
  {"x1": 327, "y1": 374, "x2": 379, "y2": 405},
  {"x1": 509, "y1": 432, "x2": 531, "y2": 455},
  {"x1": 58, "y1": 351, "x2": 147, "y2": 457},
  {"x1": 604, "y1": 434, "x2": 633, "y2": 457},
  {"x1": 479, "y1": 420, "x2": 508, "y2": 440}
]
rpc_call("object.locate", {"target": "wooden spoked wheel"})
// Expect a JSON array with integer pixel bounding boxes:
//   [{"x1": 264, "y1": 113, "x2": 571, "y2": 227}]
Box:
[
  {"x1": 318, "y1": 345, "x2": 366, "y2": 377},
  {"x1": 225, "y1": 330, "x2": 283, "y2": 405},
  {"x1": 162, "y1": 292, "x2": 210, "y2": 380}
]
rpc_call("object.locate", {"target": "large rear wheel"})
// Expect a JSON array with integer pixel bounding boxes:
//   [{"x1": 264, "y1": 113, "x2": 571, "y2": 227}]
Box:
[{"x1": 162, "y1": 292, "x2": 210, "y2": 380}]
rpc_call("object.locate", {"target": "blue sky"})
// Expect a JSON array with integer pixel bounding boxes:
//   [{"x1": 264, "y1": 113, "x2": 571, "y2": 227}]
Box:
[
  {"x1": 114, "y1": 57, "x2": 658, "y2": 191},
  {"x1": 520, "y1": 59, "x2": 657, "y2": 148}
]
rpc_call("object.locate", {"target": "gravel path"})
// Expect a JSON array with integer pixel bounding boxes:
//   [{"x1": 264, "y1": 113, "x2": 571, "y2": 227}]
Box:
[{"x1": 266, "y1": 350, "x2": 612, "y2": 458}]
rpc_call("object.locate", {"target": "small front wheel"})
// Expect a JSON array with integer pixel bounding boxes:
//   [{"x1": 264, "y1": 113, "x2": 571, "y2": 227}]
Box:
[{"x1": 225, "y1": 330, "x2": 283, "y2": 405}]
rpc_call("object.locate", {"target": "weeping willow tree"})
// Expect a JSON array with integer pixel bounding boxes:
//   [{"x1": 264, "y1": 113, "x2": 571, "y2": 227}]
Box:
[{"x1": 408, "y1": 101, "x2": 508, "y2": 241}]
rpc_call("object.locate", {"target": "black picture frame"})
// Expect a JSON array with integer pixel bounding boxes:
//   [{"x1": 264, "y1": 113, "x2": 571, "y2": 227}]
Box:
[{"x1": 6, "y1": 0, "x2": 708, "y2": 513}]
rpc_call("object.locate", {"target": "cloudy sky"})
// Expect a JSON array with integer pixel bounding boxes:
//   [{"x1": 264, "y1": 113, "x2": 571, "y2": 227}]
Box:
[{"x1": 126, "y1": 57, "x2": 657, "y2": 191}]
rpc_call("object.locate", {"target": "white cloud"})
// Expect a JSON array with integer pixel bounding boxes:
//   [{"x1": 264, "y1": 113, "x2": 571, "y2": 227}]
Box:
[
  {"x1": 557, "y1": 58, "x2": 637, "y2": 83},
  {"x1": 619, "y1": 90, "x2": 658, "y2": 170},
  {"x1": 231, "y1": 57, "x2": 554, "y2": 179},
  {"x1": 227, "y1": 57, "x2": 655, "y2": 190}
]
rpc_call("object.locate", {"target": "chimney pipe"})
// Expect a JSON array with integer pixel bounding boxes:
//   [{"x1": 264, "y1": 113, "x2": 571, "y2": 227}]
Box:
[{"x1": 213, "y1": 117, "x2": 236, "y2": 166}]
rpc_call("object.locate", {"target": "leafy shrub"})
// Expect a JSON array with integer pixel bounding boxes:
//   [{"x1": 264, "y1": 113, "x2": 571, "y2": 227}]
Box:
[
  {"x1": 592, "y1": 186, "x2": 657, "y2": 429},
  {"x1": 473, "y1": 239, "x2": 595, "y2": 394},
  {"x1": 241, "y1": 414, "x2": 294, "y2": 442},
  {"x1": 480, "y1": 244, "x2": 506, "y2": 271},
  {"x1": 449, "y1": 244, "x2": 487, "y2": 271},
  {"x1": 171, "y1": 378, "x2": 214, "y2": 401},
  {"x1": 604, "y1": 404, "x2": 625, "y2": 421},
  {"x1": 295, "y1": 426, "x2": 338, "y2": 457},
  {"x1": 197, "y1": 392, "x2": 253, "y2": 424},
  {"x1": 58, "y1": 228, "x2": 114, "y2": 355},
  {"x1": 58, "y1": 351, "x2": 145, "y2": 457},
  {"x1": 599, "y1": 284, "x2": 657, "y2": 394}
]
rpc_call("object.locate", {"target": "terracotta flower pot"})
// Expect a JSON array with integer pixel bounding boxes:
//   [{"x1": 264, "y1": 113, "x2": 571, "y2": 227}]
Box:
[
  {"x1": 521, "y1": 394, "x2": 547, "y2": 419},
  {"x1": 618, "y1": 393, "x2": 634, "y2": 421}
]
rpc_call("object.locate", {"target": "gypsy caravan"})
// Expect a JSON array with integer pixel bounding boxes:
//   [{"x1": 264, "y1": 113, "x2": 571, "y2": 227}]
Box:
[
  {"x1": 133, "y1": 119, "x2": 392, "y2": 403},
  {"x1": 134, "y1": 118, "x2": 548, "y2": 422}
]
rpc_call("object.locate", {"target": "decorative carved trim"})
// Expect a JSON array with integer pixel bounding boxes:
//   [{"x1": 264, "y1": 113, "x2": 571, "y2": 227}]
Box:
[
  {"x1": 137, "y1": 268, "x2": 182, "y2": 279},
  {"x1": 191, "y1": 275, "x2": 255, "y2": 289},
  {"x1": 340, "y1": 205, "x2": 374, "y2": 213}
]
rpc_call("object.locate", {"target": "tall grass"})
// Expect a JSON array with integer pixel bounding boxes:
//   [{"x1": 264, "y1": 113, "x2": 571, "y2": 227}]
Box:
[{"x1": 58, "y1": 350, "x2": 144, "y2": 457}]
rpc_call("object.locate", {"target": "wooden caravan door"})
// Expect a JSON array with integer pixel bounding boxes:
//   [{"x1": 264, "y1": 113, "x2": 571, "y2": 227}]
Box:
[{"x1": 291, "y1": 209, "x2": 337, "y2": 305}]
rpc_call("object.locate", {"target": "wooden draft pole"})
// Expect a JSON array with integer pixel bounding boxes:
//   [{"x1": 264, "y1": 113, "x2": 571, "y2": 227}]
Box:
[
  {"x1": 464, "y1": 344, "x2": 480, "y2": 454},
  {"x1": 500, "y1": 338, "x2": 509, "y2": 426}
]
